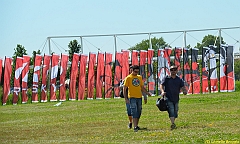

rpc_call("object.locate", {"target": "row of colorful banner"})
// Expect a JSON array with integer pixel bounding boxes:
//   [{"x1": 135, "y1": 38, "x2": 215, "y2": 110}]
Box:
[{"x1": 0, "y1": 44, "x2": 235, "y2": 105}]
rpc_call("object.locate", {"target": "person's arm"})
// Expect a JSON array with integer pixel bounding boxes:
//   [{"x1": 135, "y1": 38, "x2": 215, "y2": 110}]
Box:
[
  {"x1": 123, "y1": 86, "x2": 129, "y2": 103},
  {"x1": 159, "y1": 84, "x2": 166, "y2": 96},
  {"x1": 181, "y1": 86, "x2": 187, "y2": 95},
  {"x1": 141, "y1": 86, "x2": 151, "y2": 99}
]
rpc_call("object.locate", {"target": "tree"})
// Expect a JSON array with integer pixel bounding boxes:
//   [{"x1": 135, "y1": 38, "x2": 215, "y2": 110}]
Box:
[
  {"x1": 235, "y1": 59, "x2": 240, "y2": 81},
  {"x1": 195, "y1": 35, "x2": 225, "y2": 54},
  {"x1": 68, "y1": 40, "x2": 81, "y2": 62},
  {"x1": 129, "y1": 37, "x2": 169, "y2": 57},
  {"x1": 11, "y1": 44, "x2": 28, "y2": 86}
]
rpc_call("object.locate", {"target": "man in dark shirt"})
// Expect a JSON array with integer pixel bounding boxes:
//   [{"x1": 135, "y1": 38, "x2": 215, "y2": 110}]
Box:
[{"x1": 160, "y1": 65, "x2": 187, "y2": 130}]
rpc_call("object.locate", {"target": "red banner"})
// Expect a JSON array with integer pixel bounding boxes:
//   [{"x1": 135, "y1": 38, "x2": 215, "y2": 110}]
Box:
[
  {"x1": 87, "y1": 53, "x2": 96, "y2": 99},
  {"x1": 140, "y1": 50, "x2": 147, "y2": 83},
  {"x1": 78, "y1": 54, "x2": 88, "y2": 100},
  {"x1": 0, "y1": 58, "x2": 2, "y2": 83},
  {"x1": 121, "y1": 50, "x2": 129, "y2": 79},
  {"x1": 59, "y1": 54, "x2": 68, "y2": 101},
  {"x1": 148, "y1": 49, "x2": 155, "y2": 94},
  {"x1": 50, "y1": 54, "x2": 59, "y2": 101},
  {"x1": 69, "y1": 53, "x2": 79, "y2": 100},
  {"x1": 174, "y1": 47, "x2": 182, "y2": 78},
  {"x1": 13, "y1": 57, "x2": 23, "y2": 105},
  {"x1": 32, "y1": 55, "x2": 42, "y2": 102},
  {"x1": 40, "y1": 54, "x2": 51, "y2": 102},
  {"x1": 21, "y1": 55, "x2": 31, "y2": 103},
  {"x1": 114, "y1": 52, "x2": 122, "y2": 98},
  {"x1": 3, "y1": 57, "x2": 12, "y2": 105},
  {"x1": 131, "y1": 50, "x2": 138, "y2": 66},
  {"x1": 104, "y1": 52, "x2": 112, "y2": 99},
  {"x1": 96, "y1": 52, "x2": 104, "y2": 99}
]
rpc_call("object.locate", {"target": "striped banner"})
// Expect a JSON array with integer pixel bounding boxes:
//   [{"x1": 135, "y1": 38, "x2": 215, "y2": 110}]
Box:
[
  {"x1": 13, "y1": 57, "x2": 23, "y2": 105},
  {"x1": 32, "y1": 54, "x2": 42, "y2": 102},
  {"x1": 59, "y1": 54, "x2": 68, "y2": 101},
  {"x1": 40, "y1": 54, "x2": 51, "y2": 102}
]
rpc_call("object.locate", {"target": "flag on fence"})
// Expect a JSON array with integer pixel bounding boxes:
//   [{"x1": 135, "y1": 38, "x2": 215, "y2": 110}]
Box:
[
  {"x1": 78, "y1": 54, "x2": 88, "y2": 100},
  {"x1": 41, "y1": 54, "x2": 51, "y2": 102},
  {"x1": 59, "y1": 54, "x2": 68, "y2": 101},
  {"x1": 3, "y1": 57, "x2": 12, "y2": 105},
  {"x1": 104, "y1": 52, "x2": 112, "y2": 99},
  {"x1": 96, "y1": 52, "x2": 104, "y2": 99},
  {"x1": 22, "y1": 55, "x2": 31, "y2": 103},
  {"x1": 32, "y1": 54, "x2": 42, "y2": 102},
  {"x1": 13, "y1": 57, "x2": 23, "y2": 105}
]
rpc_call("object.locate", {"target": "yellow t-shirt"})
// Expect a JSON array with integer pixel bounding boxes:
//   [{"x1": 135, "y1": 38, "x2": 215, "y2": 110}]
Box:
[{"x1": 124, "y1": 74, "x2": 143, "y2": 98}]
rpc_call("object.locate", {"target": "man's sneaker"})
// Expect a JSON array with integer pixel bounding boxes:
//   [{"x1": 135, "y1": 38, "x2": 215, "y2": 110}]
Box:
[
  {"x1": 128, "y1": 123, "x2": 132, "y2": 129},
  {"x1": 171, "y1": 123, "x2": 176, "y2": 130},
  {"x1": 134, "y1": 127, "x2": 138, "y2": 132}
]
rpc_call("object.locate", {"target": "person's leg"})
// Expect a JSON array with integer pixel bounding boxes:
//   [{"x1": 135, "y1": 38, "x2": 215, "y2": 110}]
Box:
[
  {"x1": 135, "y1": 98, "x2": 142, "y2": 131},
  {"x1": 167, "y1": 100, "x2": 176, "y2": 129},
  {"x1": 126, "y1": 103, "x2": 133, "y2": 128},
  {"x1": 129, "y1": 98, "x2": 138, "y2": 130}
]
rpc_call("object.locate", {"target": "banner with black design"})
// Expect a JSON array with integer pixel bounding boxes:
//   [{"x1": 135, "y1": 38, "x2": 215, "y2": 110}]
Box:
[
  {"x1": 87, "y1": 52, "x2": 96, "y2": 99},
  {"x1": 208, "y1": 46, "x2": 218, "y2": 93},
  {"x1": 104, "y1": 52, "x2": 113, "y2": 99},
  {"x1": 174, "y1": 47, "x2": 182, "y2": 78},
  {"x1": 183, "y1": 48, "x2": 191, "y2": 94},
  {"x1": 121, "y1": 50, "x2": 129, "y2": 79},
  {"x1": 189, "y1": 48, "x2": 200, "y2": 94},
  {"x1": 131, "y1": 50, "x2": 139, "y2": 66},
  {"x1": 220, "y1": 45, "x2": 235, "y2": 92},
  {"x1": 114, "y1": 52, "x2": 122, "y2": 98},
  {"x1": 147, "y1": 49, "x2": 155, "y2": 94},
  {"x1": 202, "y1": 47, "x2": 209, "y2": 93}
]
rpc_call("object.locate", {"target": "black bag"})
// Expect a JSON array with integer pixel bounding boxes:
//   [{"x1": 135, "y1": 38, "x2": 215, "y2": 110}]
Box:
[
  {"x1": 120, "y1": 90, "x2": 124, "y2": 98},
  {"x1": 156, "y1": 97, "x2": 168, "y2": 111}
]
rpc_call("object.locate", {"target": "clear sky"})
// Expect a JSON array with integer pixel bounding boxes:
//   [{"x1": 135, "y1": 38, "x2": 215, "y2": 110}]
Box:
[{"x1": 1, "y1": 0, "x2": 240, "y2": 59}]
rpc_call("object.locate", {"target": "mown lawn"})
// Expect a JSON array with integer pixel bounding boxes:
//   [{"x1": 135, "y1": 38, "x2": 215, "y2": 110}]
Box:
[{"x1": 0, "y1": 91, "x2": 239, "y2": 144}]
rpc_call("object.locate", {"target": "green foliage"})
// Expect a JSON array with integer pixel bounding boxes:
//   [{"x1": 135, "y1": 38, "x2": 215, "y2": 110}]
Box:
[
  {"x1": 68, "y1": 39, "x2": 81, "y2": 62},
  {"x1": 234, "y1": 59, "x2": 240, "y2": 81},
  {"x1": 195, "y1": 35, "x2": 226, "y2": 54},
  {"x1": 11, "y1": 44, "x2": 28, "y2": 86},
  {"x1": 0, "y1": 93, "x2": 239, "y2": 143},
  {"x1": 129, "y1": 37, "x2": 169, "y2": 57}
]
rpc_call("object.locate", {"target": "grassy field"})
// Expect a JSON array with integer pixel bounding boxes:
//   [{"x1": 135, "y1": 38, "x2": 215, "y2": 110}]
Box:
[{"x1": 0, "y1": 91, "x2": 239, "y2": 143}]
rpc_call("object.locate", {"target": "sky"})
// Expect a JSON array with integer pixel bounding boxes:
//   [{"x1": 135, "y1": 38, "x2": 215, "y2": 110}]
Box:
[{"x1": 1, "y1": 0, "x2": 240, "y2": 59}]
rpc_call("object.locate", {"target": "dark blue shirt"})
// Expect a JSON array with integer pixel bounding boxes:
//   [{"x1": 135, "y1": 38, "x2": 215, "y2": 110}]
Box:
[{"x1": 161, "y1": 76, "x2": 184, "y2": 103}]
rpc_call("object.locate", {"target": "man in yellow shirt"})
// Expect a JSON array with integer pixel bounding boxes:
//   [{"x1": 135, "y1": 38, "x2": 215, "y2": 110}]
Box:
[{"x1": 123, "y1": 65, "x2": 151, "y2": 132}]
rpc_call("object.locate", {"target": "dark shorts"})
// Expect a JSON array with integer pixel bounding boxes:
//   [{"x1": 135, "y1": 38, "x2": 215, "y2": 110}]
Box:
[
  {"x1": 129, "y1": 98, "x2": 142, "y2": 118},
  {"x1": 167, "y1": 100, "x2": 179, "y2": 118}
]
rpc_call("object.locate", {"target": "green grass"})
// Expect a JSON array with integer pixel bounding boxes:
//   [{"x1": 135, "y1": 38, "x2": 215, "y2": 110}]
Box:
[{"x1": 0, "y1": 92, "x2": 239, "y2": 144}]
